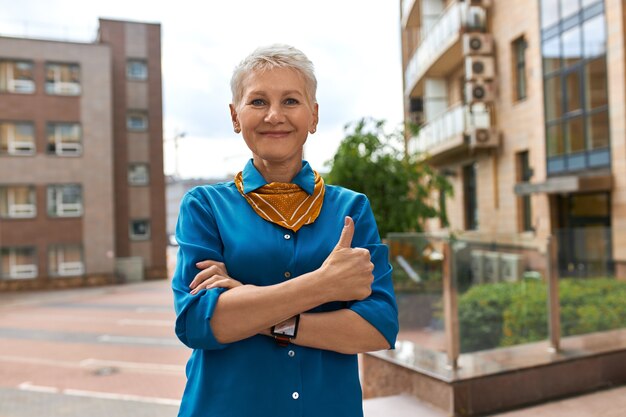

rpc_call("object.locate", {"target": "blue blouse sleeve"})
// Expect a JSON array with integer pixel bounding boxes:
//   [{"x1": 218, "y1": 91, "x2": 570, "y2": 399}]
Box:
[
  {"x1": 172, "y1": 190, "x2": 230, "y2": 350},
  {"x1": 348, "y1": 197, "x2": 399, "y2": 349}
]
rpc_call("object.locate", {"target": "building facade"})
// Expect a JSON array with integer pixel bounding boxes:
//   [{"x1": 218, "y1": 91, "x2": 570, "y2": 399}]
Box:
[
  {"x1": 0, "y1": 18, "x2": 167, "y2": 290},
  {"x1": 400, "y1": 0, "x2": 623, "y2": 277}
]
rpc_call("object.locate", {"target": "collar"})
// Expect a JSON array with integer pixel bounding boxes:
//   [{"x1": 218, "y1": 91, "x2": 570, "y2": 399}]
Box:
[{"x1": 241, "y1": 159, "x2": 316, "y2": 195}]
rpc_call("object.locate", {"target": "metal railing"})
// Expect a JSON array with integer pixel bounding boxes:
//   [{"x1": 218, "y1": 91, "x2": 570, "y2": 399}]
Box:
[
  {"x1": 388, "y1": 231, "x2": 592, "y2": 369},
  {"x1": 409, "y1": 103, "x2": 491, "y2": 155}
]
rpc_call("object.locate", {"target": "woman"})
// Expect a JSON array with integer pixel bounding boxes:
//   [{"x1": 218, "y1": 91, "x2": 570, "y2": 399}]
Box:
[{"x1": 172, "y1": 44, "x2": 398, "y2": 417}]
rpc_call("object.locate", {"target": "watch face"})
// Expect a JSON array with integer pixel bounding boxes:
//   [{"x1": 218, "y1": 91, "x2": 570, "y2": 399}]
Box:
[{"x1": 272, "y1": 316, "x2": 299, "y2": 338}]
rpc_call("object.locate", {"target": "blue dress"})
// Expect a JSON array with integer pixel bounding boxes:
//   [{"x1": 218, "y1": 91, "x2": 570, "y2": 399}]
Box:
[{"x1": 172, "y1": 160, "x2": 398, "y2": 417}]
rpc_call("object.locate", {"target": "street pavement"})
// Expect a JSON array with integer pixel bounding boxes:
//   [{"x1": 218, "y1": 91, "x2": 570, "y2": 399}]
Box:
[{"x1": 0, "y1": 280, "x2": 186, "y2": 417}]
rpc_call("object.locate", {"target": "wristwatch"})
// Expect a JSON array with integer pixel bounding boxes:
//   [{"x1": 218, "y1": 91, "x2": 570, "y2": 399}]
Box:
[{"x1": 271, "y1": 315, "x2": 300, "y2": 347}]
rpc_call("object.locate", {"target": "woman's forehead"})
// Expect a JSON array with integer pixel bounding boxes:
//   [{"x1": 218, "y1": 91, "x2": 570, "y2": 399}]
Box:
[{"x1": 242, "y1": 67, "x2": 307, "y2": 94}]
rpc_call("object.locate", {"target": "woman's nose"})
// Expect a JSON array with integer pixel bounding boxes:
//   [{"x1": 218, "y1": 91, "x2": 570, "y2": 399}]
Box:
[{"x1": 264, "y1": 104, "x2": 285, "y2": 124}]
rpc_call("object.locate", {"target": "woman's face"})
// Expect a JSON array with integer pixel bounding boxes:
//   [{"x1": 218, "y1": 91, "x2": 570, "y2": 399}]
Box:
[{"x1": 230, "y1": 67, "x2": 318, "y2": 166}]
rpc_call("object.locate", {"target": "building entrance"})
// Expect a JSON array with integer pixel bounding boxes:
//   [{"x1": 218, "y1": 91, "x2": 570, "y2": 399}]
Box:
[{"x1": 556, "y1": 192, "x2": 612, "y2": 277}]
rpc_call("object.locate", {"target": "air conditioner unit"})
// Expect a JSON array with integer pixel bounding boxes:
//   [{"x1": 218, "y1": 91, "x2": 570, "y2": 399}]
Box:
[
  {"x1": 468, "y1": 127, "x2": 499, "y2": 148},
  {"x1": 465, "y1": 56, "x2": 495, "y2": 80},
  {"x1": 500, "y1": 253, "x2": 524, "y2": 282},
  {"x1": 463, "y1": 33, "x2": 494, "y2": 55},
  {"x1": 484, "y1": 251, "x2": 500, "y2": 283},
  {"x1": 465, "y1": 80, "x2": 496, "y2": 103},
  {"x1": 470, "y1": 250, "x2": 485, "y2": 284},
  {"x1": 464, "y1": 5, "x2": 487, "y2": 32}
]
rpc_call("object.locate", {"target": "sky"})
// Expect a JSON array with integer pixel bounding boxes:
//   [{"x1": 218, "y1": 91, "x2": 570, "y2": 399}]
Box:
[{"x1": 0, "y1": 0, "x2": 404, "y2": 179}]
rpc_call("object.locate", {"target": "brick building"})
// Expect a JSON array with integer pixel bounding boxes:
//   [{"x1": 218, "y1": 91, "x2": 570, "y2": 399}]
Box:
[
  {"x1": 0, "y1": 18, "x2": 167, "y2": 290},
  {"x1": 400, "y1": 0, "x2": 622, "y2": 277}
]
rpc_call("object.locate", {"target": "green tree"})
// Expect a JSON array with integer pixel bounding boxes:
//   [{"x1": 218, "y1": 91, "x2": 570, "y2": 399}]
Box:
[{"x1": 325, "y1": 118, "x2": 452, "y2": 237}]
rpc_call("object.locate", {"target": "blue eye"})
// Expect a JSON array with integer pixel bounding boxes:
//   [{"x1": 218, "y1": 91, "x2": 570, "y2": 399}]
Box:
[
  {"x1": 284, "y1": 98, "x2": 299, "y2": 105},
  {"x1": 250, "y1": 99, "x2": 265, "y2": 106}
]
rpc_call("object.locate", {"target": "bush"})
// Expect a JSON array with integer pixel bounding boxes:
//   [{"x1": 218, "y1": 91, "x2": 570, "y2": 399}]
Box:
[{"x1": 458, "y1": 278, "x2": 626, "y2": 352}]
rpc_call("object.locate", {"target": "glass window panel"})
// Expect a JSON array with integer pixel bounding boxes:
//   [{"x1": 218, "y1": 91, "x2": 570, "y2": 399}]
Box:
[
  {"x1": 583, "y1": 14, "x2": 606, "y2": 58},
  {"x1": 584, "y1": 59, "x2": 608, "y2": 110},
  {"x1": 45, "y1": 63, "x2": 81, "y2": 95},
  {"x1": 542, "y1": 36, "x2": 561, "y2": 74},
  {"x1": 581, "y1": 0, "x2": 600, "y2": 7},
  {"x1": 570, "y1": 193, "x2": 609, "y2": 217},
  {"x1": 545, "y1": 76, "x2": 563, "y2": 121},
  {"x1": 541, "y1": 0, "x2": 560, "y2": 28},
  {"x1": 46, "y1": 123, "x2": 82, "y2": 155},
  {"x1": 47, "y1": 185, "x2": 82, "y2": 217},
  {"x1": 130, "y1": 219, "x2": 151, "y2": 239},
  {"x1": 547, "y1": 123, "x2": 565, "y2": 156},
  {"x1": 560, "y1": 0, "x2": 581, "y2": 19},
  {"x1": 0, "y1": 247, "x2": 37, "y2": 279},
  {"x1": 0, "y1": 122, "x2": 35, "y2": 155},
  {"x1": 127, "y1": 113, "x2": 148, "y2": 131},
  {"x1": 588, "y1": 110, "x2": 609, "y2": 149},
  {"x1": 127, "y1": 60, "x2": 148, "y2": 80},
  {"x1": 562, "y1": 26, "x2": 582, "y2": 67},
  {"x1": 566, "y1": 116, "x2": 585, "y2": 152},
  {"x1": 565, "y1": 70, "x2": 582, "y2": 113},
  {"x1": 128, "y1": 164, "x2": 150, "y2": 185}
]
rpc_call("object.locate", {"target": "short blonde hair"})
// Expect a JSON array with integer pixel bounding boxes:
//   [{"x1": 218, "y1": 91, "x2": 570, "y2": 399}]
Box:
[{"x1": 230, "y1": 44, "x2": 317, "y2": 108}]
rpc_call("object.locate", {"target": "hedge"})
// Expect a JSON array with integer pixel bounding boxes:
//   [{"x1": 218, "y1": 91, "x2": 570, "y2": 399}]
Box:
[{"x1": 458, "y1": 278, "x2": 626, "y2": 353}]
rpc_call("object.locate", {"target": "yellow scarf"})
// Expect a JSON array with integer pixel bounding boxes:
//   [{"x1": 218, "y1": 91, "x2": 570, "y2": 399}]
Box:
[{"x1": 234, "y1": 170, "x2": 325, "y2": 232}]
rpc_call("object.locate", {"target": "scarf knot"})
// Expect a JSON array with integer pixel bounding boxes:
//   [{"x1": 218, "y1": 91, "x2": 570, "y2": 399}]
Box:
[{"x1": 234, "y1": 170, "x2": 325, "y2": 232}]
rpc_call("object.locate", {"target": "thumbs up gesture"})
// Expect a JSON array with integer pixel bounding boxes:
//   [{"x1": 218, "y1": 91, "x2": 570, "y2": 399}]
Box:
[{"x1": 318, "y1": 216, "x2": 374, "y2": 302}]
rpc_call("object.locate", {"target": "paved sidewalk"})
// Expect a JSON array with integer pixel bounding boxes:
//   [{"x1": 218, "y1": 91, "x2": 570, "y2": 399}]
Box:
[
  {"x1": 363, "y1": 385, "x2": 626, "y2": 417},
  {"x1": 0, "y1": 388, "x2": 178, "y2": 417}
]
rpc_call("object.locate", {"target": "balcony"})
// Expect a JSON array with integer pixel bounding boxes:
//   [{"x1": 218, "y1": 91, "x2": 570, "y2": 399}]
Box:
[
  {"x1": 408, "y1": 103, "x2": 491, "y2": 162},
  {"x1": 404, "y1": 1, "x2": 486, "y2": 96},
  {"x1": 401, "y1": 0, "x2": 420, "y2": 28}
]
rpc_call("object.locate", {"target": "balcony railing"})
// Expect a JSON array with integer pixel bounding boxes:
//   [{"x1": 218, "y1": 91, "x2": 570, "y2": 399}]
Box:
[
  {"x1": 8, "y1": 204, "x2": 36, "y2": 218},
  {"x1": 409, "y1": 103, "x2": 491, "y2": 155},
  {"x1": 58, "y1": 261, "x2": 85, "y2": 276},
  {"x1": 8, "y1": 264, "x2": 38, "y2": 279},
  {"x1": 401, "y1": 0, "x2": 418, "y2": 27},
  {"x1": 405, "y1": 1, "x2": 463, "y2": 95}
]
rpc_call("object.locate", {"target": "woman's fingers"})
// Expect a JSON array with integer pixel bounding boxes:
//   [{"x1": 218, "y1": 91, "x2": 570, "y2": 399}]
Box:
[
  {"x1": 189, "y1": 262, "x2": 228, "y2": 289},
  {"x1": 190, "y1": 276, "x2": 242, "y2": 295}
]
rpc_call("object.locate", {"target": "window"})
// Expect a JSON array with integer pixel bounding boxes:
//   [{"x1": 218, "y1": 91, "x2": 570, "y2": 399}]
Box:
[
  {"x1": 127, "y1": 112, "x2": 148, "y2": 131},
  {"x1": 128, "y1": 163, "x2": 150, "y2": 186},
  {"x1": 513, "y1": 36, "x2": 528, "y2": 101},
  {"x1": 0, "y1": 185, "x2": 36, "y2": 218},
  {"x1": 130, "y1": 219, "x2": 151, "y2": 240},
  {"x1": 45, "y1": 62, "x2": 80, "y2": 95},
  {"x1": 47, "y1": 184, "x2": 82, "y2": 217},
  {"x1": 0, "y1": 247, "x2": 37, "y2": 280},
  {"x1": 46, "y1": 123, "x2": 82, "y2": 156},
  {"x1": 517, "y1": 151, "x2": 533, "y2": 231},
  {"x1": 540, "y1": 0, "x2": 609, "y2": 175},
  {"x1": 463, "y1": 163, "x2": 478, "y2": 230},
  {"x1": 127, "y1": 59, "x2": 148, "y2": 80},
  {"x1": 48, "y1": 244, "x2": 84, "y2": 277},
  {"x1": 0, "y1": 121, "x2": 35, "y2": 155},
  {"x1": 0, "y1": 60, "x2": 35, "y2": 94}
]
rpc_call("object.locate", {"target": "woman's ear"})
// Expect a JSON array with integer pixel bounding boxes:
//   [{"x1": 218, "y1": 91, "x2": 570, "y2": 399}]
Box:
[
  {"x1": 229, "y1": 104, "x2": 241, "y2": 133},
  {"x1": 309, "y1": 103, "x2": 319, "y2": 134}
]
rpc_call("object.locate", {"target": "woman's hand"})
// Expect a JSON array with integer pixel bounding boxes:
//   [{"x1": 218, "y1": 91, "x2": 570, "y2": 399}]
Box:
[
  {"x1": 317, "y1": 217, "x2": 374, "y2": 302},
  {"x1": 189, "y1": 260, "x2": 242, "y2": 295}
]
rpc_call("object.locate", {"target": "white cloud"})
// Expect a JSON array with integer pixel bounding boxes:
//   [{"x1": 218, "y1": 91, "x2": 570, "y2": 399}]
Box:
[{"x1": 1, "y1": 0, "x2": 404, "y2": 179}]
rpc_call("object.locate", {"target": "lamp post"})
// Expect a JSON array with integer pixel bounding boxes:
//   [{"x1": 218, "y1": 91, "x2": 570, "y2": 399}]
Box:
[{"x1": 170, "y1": 131, "x2": 186, "y2": 178}]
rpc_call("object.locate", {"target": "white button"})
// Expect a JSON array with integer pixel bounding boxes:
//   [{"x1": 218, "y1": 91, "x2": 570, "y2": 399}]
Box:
[
  {"x1": 284, "y1": 271, "x2": 291, "y2": 278},
  {"x1": 288, "y1": 350, "x2": 295, "y2": 357},
  {"x1": 284, "y1": 234, "x2": 291, "y2": 240},
  {"x1": 292, "y1": 392, "x2": 299, "y2": 400}
]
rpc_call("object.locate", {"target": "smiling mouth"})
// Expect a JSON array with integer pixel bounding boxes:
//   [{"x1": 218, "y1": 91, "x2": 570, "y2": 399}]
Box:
[{"x1": 260, "y1": 131, "x2": 291, "y2": 137}]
